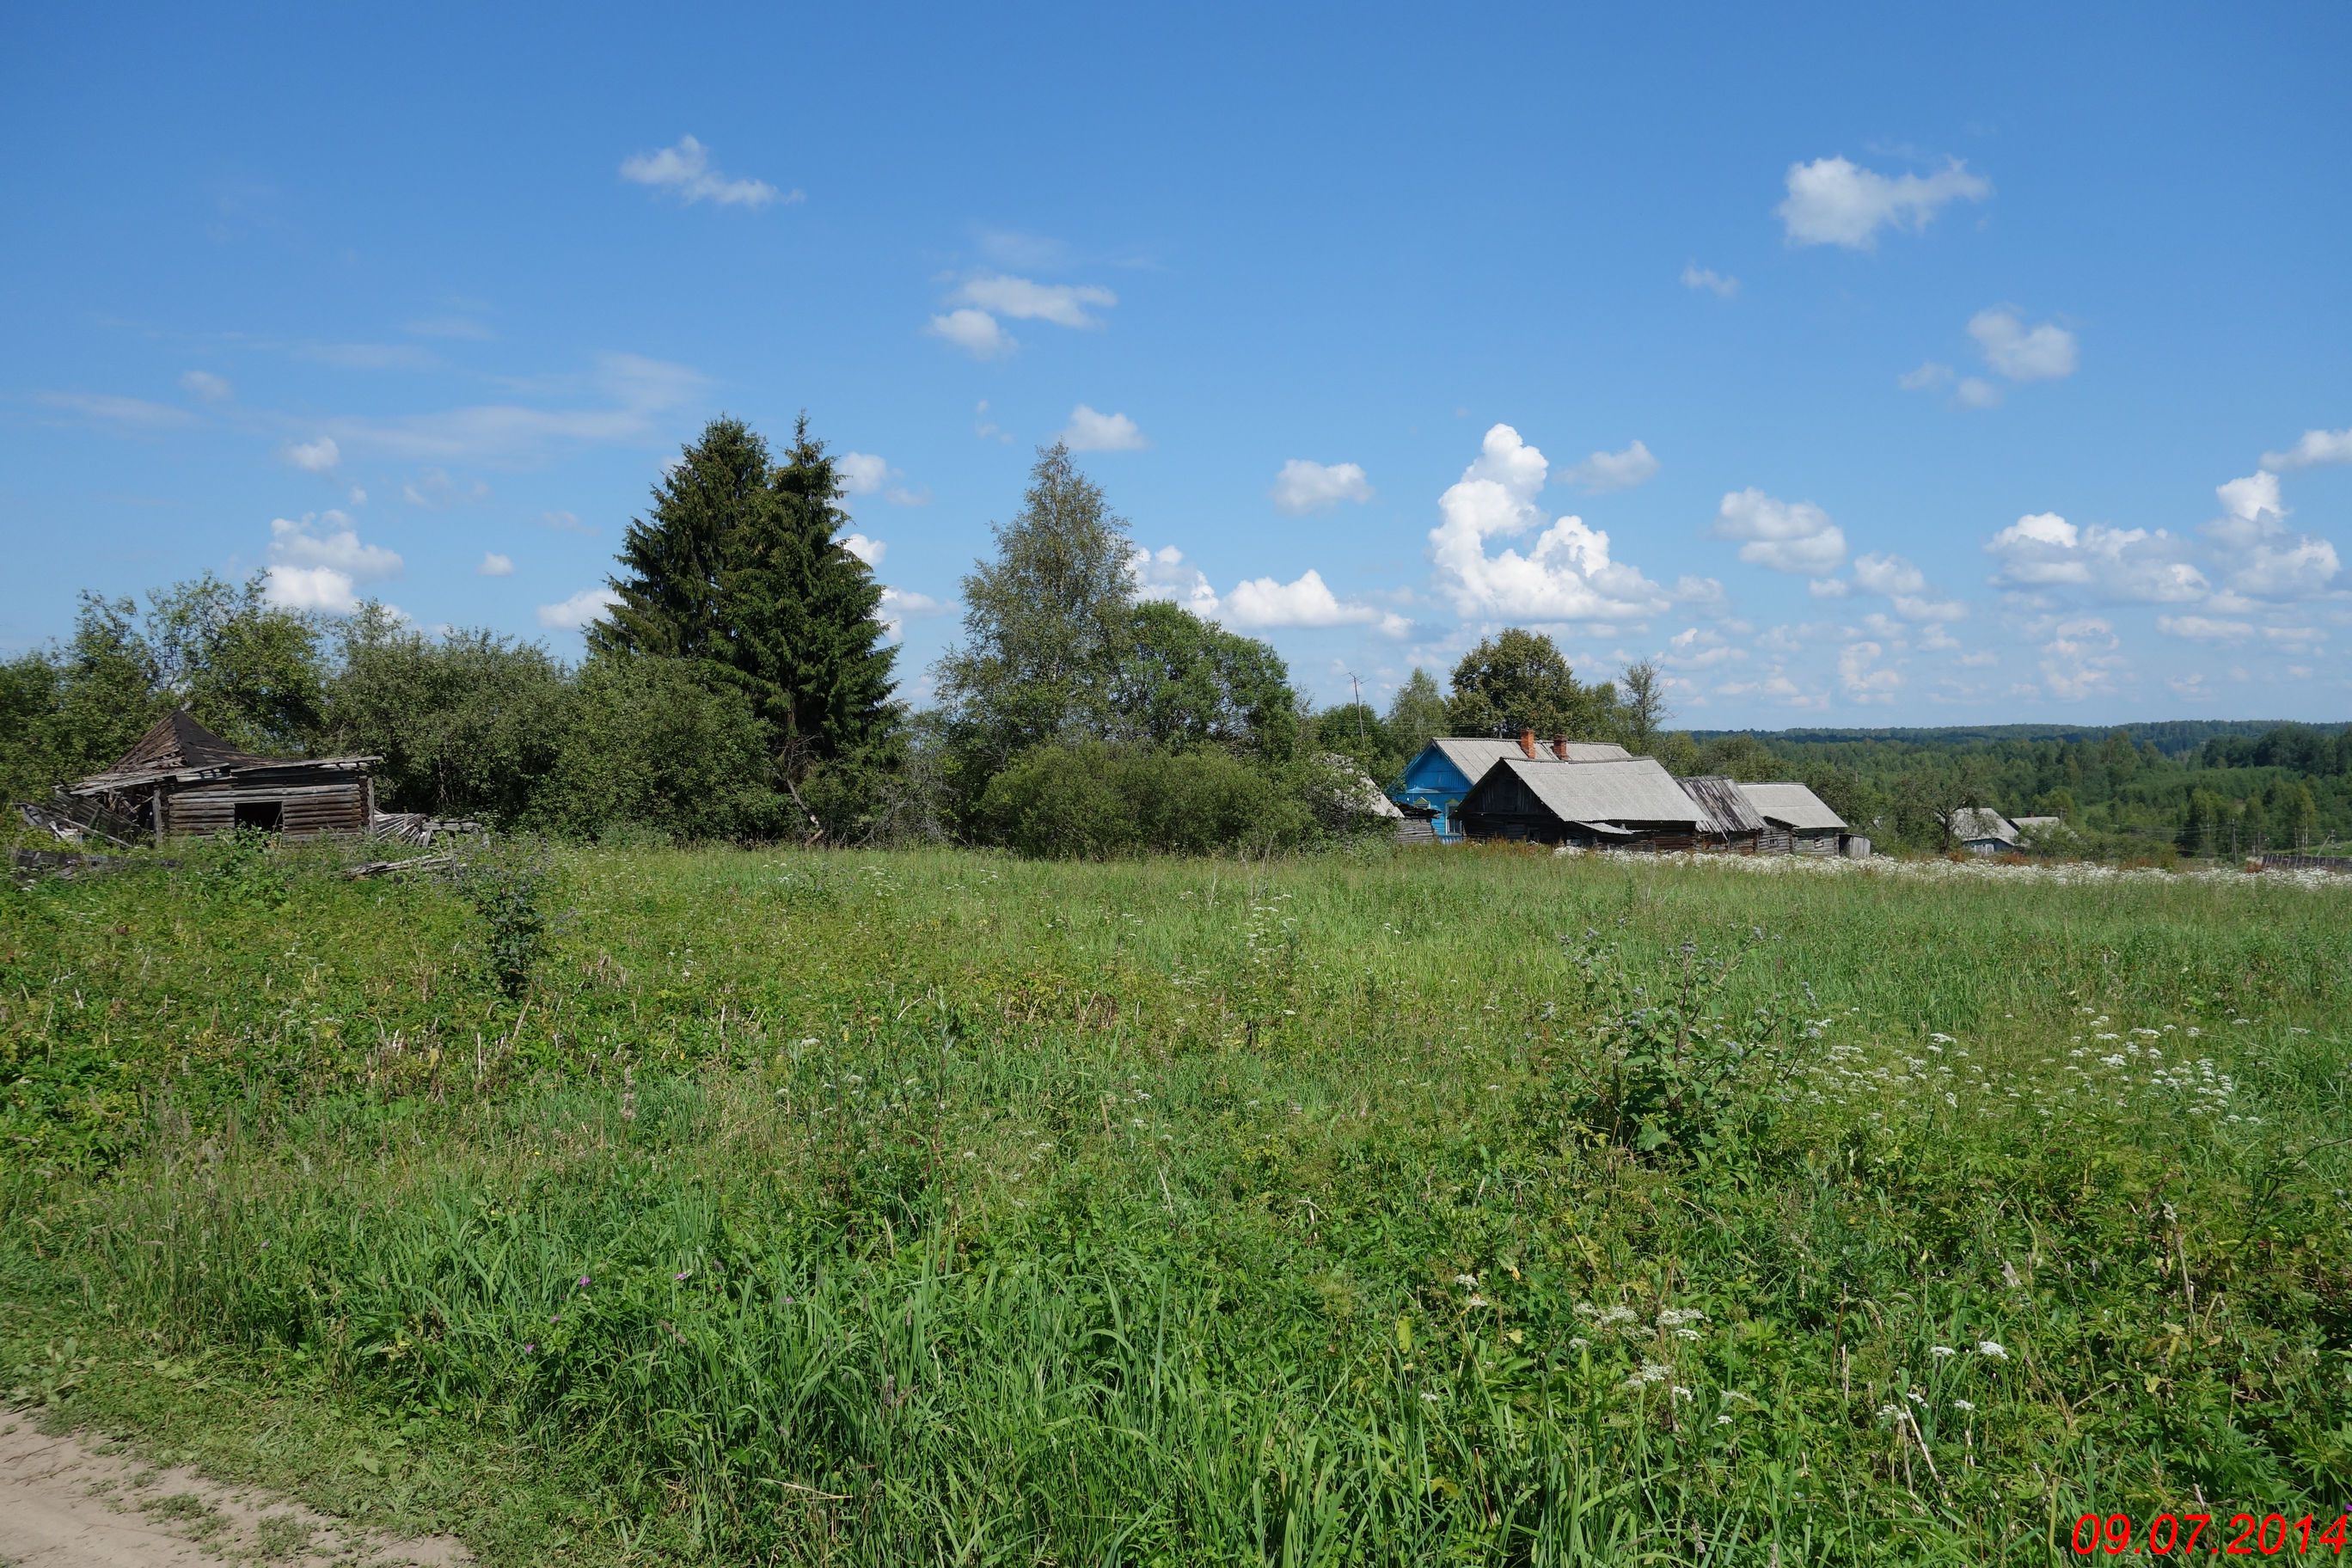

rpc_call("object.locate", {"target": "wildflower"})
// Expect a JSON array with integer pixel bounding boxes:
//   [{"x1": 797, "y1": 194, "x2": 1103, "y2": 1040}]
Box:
[
  {"x1": 1455, "y1": 1273, "x2": 1479, "y2": 1287},
  {"x1": 549, "y1": 1314, "x2": 559, "y2": 1325},
  {"x1": 1929, "y1": 1345, "x2": 1956, "y2": 1357},
  {"x1": 1675, "y1": 1328, "x2": 1700, "y2": 1340},
  {"x1": 1876, "y1": 1404, "x2": 1901, "y2": 1422},
  {"x1": 1977, "y1": 1339, "x2": 2008, "y2": 1360},
  {"x1": 1419, "y1": 1391, "x2": 1441, "y2": 1403},
  {"x1": 523, "y1": 1342, "x2": 536, "y2": 1354},
  {"x1": 578, "y1": 1276, "x2": 591, "y2": 1288},
  {"x1": 1951, "y1": 1399, "x2": 1975, "y2": 1412},
  {"x1": 1929, "y1": 1032, "x2": 1955, "y2": 1044},
  {"x1": 1464, "y1": 1294, "x2": 1489, "y2": 1308},
  {"x1": 1672, "y1": 1386, "x2": 1693, "y2": 1400},
  {"x1": 675, "y1": 1271, "x2": 690, "y2": 1281},
  {"x1": 1567, "y1": 1337, "x2": 1590, "y2": 1350},
  {"x1": 259, "y1": 1240, "x2": 270, "y2": 1250},
  {"x1": 1716, "y1": 1413, "x2": 1733, "y2": 1425}
]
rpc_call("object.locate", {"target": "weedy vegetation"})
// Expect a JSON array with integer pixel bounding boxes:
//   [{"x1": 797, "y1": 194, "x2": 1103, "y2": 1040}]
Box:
[{"x1": 3, "y1": 843, "x2": 2349, "y2": 1565}]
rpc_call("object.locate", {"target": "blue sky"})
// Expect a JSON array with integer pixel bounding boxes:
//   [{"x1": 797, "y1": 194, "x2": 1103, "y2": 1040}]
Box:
[{"x1": 6, "y1": 2, "x2": 2349, "y2": 726}]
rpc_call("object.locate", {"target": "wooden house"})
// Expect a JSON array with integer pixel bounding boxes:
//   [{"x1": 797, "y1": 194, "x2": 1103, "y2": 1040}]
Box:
[
  {"x1": 65, "y1": 711, "x2": 380, "y2": 841},
  {"x1": 1736, "y1": 781, "x2": 1853, "y2": 855},
  {"x1": 1393, "y1": 731, "x2": 1632, "y2": 839},
  {"x1": 1457, "y1": 754, "x2": 1715, "y2": 848},
  {"x1": 1946, "y1": 806, "x2": 2020, "y2": 855}
]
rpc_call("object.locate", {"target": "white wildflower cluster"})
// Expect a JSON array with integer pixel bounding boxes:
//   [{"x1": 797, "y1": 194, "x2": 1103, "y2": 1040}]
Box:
[
  {"x1": 1620, "y1": 1361, "x2": 1673, "y2": 1393},
  {"x1": 1557, "y1": 847, "x2": 2352, "y2": 892}
]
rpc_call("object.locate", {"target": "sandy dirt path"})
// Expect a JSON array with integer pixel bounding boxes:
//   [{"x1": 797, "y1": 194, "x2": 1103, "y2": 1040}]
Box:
[{"x1": 0, "y1": 1415, "x2": 469, "y2": 1568}]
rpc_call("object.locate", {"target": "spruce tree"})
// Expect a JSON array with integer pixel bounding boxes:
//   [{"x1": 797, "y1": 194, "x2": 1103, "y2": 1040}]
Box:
[
  {"x1": 711, "y1": 416, "x2": 896, "y2": 765},
  {"x1": 591, "y1": 417, "x2": 775, "y2": 661}
]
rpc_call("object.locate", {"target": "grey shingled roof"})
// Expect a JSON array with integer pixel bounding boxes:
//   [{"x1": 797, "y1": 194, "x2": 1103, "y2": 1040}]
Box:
[
  {"x1": 1947, "y1": 806, "x2": 2018, "y2": 844},
  {"x1": 1428, "y1": 737, "x2": 1631, "y2": 779},
  {"x1": 1738, "y1": 781, "x2": 1848, "y2": 833},
  {"x1": 1481, "y1": 756, "x2": 1706, "y2": 827}
]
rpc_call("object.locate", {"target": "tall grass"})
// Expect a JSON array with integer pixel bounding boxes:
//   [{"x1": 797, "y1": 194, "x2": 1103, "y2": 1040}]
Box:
[{"x1": 4, "y1": 845, "x2": 2349, "y2": 1562}]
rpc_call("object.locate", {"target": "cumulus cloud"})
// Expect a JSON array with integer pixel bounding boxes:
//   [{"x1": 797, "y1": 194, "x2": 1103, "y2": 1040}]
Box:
[
  {"x1": 1954, "y1": 377, "x2": 2003, "y2": 409},
  {"x1": 876, "y1": 586, "x2": 951, "y2": 639},
  {"x1": 262, "y1": 510, "x2": 402, "y2": 615},
  {"x1": 1429, "y1": 425, "x2": 1670, "y2": 622},
  {"x1": 1223, "y1": 569, "x2": 1408, "y2": 635},
  {"x1": 2203, "y1": 472, "x2": 2340, "y2": 597},
  {"x1": 536, "y1": 587, "x2": 622, "y2": 629},
  {"x1": 837, "y1": 452, "x2": 889, "y2": 497},
  {"x1": 2156, "y1": 615, "x2": 2253, "y2": 642},
  {"x1": 1269, "y1": 459, "x2": 1374, "y2": 515},
  {"x1": 1711, "y1": 488, "x2": 1847, "y2": 575},
  {"x1": 928, "y1": 308, "x2": 1015, "y2": 358},
  {"x1": 478, "y1": 551, "x2": 514, "y2": 577},
  {"x1": 1776, "y1": 155, "x2": 1991, "y2": 248},
  {"x1": 2261, "y1": 427, "x2": 2352, "y2": 471},
  {"x1": 1899, "y1": 362, "x2": 1953, "y2": 391},
  {"x1": 2040, "y1": 617, "x2": 2124, "y2": 700},
  {"x1": 1983, "y1": 511, "x2": 2208, "y2": 603},
  {"x1": 619, "y1": 136, "x2": 795, "y2": 207},
  {"x1": 1852, "y1": 552, "x2": 1966, "y2": 622},
  {"x1": 1130, "y1": 546, "x2": 1222, "y2": 619},
  {"x1": 1809, "y1": 577, "x2": 1850, "y2": 599},
  {"x1": 1565, "y1": 439, "x2": 1659, "y2": 493},
  {"x1": 1837, "y1": 641, "x2": 1902, "y2": 702},
  {"x1": 180, "y1": 370, "x2": 232, "y2": 402},
  {"x1": 282, "y1": 436, "x2": 340, "y2": 473},
  {"x1": 953, "y1": 274, "x2": 1116, "y2": 328},
  {"x1": 842, "y1": 533, "x2": 885, "y2": 567},
  {"x1": 1681, "y1": 265, "x2": 1738, "y2": 297},
  {"x1": 1060, "y1": 405, "x2": 1148, "y2": 452},
  {"x1": 1969, "y1": 307, "x2": 2078, "y2": 381}
]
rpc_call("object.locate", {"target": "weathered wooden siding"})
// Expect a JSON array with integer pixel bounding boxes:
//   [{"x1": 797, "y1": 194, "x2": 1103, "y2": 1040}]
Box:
[{"x1": 162, "y1": 779, "x2": 370, "y2": 839}]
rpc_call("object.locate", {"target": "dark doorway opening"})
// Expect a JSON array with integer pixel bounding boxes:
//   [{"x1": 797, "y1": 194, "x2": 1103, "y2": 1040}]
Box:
[{"x1": 234, "y1": 800, "x2": 284, "y2": 832}]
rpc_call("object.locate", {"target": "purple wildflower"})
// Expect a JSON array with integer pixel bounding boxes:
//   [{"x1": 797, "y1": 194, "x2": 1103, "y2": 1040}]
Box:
[
  {"x1": 523, "y1": 1342, "x2": 536, "y2": 1353},
  {"x1": 578, "y1": 1276, "x2": 591, "y2": 1288},
  {"x1": 675, "y1": 1271, "x2": 690, "y2": 1281}
]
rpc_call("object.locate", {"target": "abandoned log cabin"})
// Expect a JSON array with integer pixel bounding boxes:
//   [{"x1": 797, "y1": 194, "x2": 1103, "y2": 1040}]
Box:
[
  {"x1": 1393, "y1": 732, "x2": 1633, "y2": 839},
  {"x1": 66, "y1": 711, "x2": 380, "y2": 841},
  {"x1": 1736, "y1": 781, "x2": 1850, "y2": 854}
]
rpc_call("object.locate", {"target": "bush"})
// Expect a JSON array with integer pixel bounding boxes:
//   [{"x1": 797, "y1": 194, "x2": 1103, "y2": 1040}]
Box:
[
  {"x1": 974, "y1": 742, "x2": 1314, "y2": 858},
  {"x1": 446, "y1": 837, "x2": 567, "y2": 995}
]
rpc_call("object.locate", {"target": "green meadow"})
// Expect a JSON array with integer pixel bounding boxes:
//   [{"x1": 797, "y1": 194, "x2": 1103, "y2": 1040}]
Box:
[{"x1": 3, "y1": 843, "x2": 2349, "y2": 1564}]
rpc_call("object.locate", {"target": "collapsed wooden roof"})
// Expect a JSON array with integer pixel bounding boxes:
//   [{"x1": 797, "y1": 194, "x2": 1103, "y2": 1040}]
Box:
[
  {"x1": 1677, "y1": 775, "x2": 1767, "y2": 835},
  {"x1": 68, "y1": 710, "x2": 377, "y2": 796}
]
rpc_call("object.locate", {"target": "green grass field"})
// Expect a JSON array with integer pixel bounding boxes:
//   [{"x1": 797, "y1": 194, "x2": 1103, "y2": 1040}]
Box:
[{"x1": 4, "y1": 842, "x2": 2349, "y2": 1564}]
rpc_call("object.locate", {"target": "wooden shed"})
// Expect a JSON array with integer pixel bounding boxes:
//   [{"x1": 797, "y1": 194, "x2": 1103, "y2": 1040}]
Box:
[
  {"x1": 65, "y1": 711, "x2": 379, "y2": 842},
  {"x1": 1736, "y1": 781, "x2": 1851, "y2": 855}
]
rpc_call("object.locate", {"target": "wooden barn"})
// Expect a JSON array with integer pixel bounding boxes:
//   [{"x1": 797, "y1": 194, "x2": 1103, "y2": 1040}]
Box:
[
  {"x1": 1457, "y1": 754, "x2": 1718, "y2": 848},
  {"x1": 64, "y1": 711, "x2": 380, "y2": 842},
  {"x1": 1736, "y1": 781, "x2": 1853, "y2": 855}
]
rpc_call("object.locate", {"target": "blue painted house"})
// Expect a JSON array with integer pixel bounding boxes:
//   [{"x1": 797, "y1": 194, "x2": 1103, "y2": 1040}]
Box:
[{"x1": 1393, "y1": 734, "x2": 1632, "y2": 840}]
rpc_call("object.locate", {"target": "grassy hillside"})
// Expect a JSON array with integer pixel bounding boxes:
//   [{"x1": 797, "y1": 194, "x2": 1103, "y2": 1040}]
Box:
[{"x1": 5, "y1": 843, "x2": 2349, "y2": 1564}]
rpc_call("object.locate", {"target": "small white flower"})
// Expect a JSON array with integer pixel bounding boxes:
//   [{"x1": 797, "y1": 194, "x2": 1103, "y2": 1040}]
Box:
[
  {"x1": 1463, "y1": 1294, "x2": 1489, "y2": 1308},
  {"x1": 1715, "y1": 1413, "x2": 1733, "y2": 1425},
  {"x1": 1567, "y1": 1337, "x2": 1590, "y2": 1350},
  {"x1": 1675, "y1": 1328, "x2": 1700, "y2": 1340},
  {"x1": 1929, "y1": 1344, "x2": 1956, "y2": 1357},
  {"x1": 1977, "y1": 1339, "x2": 2008, "y2": 1360},
  {"x1": 1420, "y1": 1391, "x2": 1442, "y2": 1403},
  {"x1": 1928, "y1": 1032, "x2": 1955, "y2": 1044},
  {"x1": 1951, "y1": 1399, "x2": 1975, "y2": 1412},
  {"x1": 1455, "y1": 1273, "x2": 1479, "y2": 1287},
  {"x1": 1672, "y1": 1385, "x2": 1693, "y2": 1400}
]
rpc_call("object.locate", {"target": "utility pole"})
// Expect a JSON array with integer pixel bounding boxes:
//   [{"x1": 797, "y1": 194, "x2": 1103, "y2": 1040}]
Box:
[{"x1": 1345, "y1": 671, "x2": 1365, "y2": 744}]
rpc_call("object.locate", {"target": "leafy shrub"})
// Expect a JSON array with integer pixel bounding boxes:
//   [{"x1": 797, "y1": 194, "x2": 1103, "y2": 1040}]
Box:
[
  {"x1": 446, "y1": 837, "x2": 566, "y2": 995},
  {"x1": 975, "y1": 742, "x2": 1314, "y2": 858}
]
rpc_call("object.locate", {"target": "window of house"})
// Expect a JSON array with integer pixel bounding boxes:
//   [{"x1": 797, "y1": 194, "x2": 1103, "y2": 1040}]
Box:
[{"x1": 234, "y1": 800, "x2": 284, "y2": 832}]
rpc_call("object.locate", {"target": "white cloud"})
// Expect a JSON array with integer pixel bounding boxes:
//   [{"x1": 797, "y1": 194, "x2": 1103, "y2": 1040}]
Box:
[
  {"x1": 974, "y1": 400, "x2": 1014, "y2": 444},
  {"x1": 2261, "y1": 427, "x2": 2352, "y2": 471},
  {"x1": 536, "y1": 587, "x2": 621, "y2": 629},
  {"x1": 1809, "y1": 577, "x2": 1850, "y2": 598},
  {"x1": 1852, "y1": 552, "x2": 1966, "y2": 621},
  {"x1": 843, "y1": 533, "x2": 885, "y2": 567},
  {"x1": 1681, "y1": 265, "x2": 1738, "y2": 297},
  {"x1": 2203, "y1": 472, "x2": 2341, "y2": 597},
  {"x1": 1429, "y1": 425, "x2": 1670, "y2": 622},
  {"x1": 1837, "y1": 641, "x2": 1902, "y2": 702},
  {"x1": 875, "y1": 586, "x2": 950, "y2": 640},
  {"x1": 180, "y1": 370, "x2": 233, "y2": 402},
  {"x1": 2040, "y1": 617, "x2": 2123, "y2": 700},
  {"x1": 1130, "y1": 545, "x2": 1222, "y2": 618},
  {"x1": 261, "y1": 510, "x2": 401, "y2": 615},
  {"x1": 837, "y1": 451, "x2": 889, "y2": 496},
  {"x1": 2156, "y1": 615, "x2": 2254, "y2": 642},
  {"x1": 1060, "y1": 405, "x2": 1148, "y2": 452},
  {"x1": 928, "y1": 308, "x2": 1015, "y2": 359},
  {"x1": 281, "y1": 437, "x2": 340, "y2": 472},
  {"x1": 1711, "y1": 488, "x2": 1847, "y2": 575},
  {"x1": 1954, "y1": 377, "x2": 2003, "y2": 410},
  {"x1": 1564, "y1": 439, "x2": 1659, "y2": 493},
  {"x1": 1983, "y1": 511, "x2": 2209, "y2": 603},
  {"x1": 953, "y1": 274, "x2": 1116, "y2": 328},
  {"x1": 37, "y1": 391, "x2": 200, "y2": 429},
  {"x1": 478, "y1": 551, "x2": 514, "y2": 577},
  {"x1": 538, "y1": 509, "x2": 594, "y2": 535},
  {"x1": 1776, "y1": 155, "x2": 1992, "y2": 248},
  {"x1": 1899, "y1": 361, "x2": 1954, "y2": 391},
  {"x1": 317, "y1": 352, "x2": 705, "y2": 467},
  {"x1": 401, "y1": 468, "x2": 492, "y2": 508},
  {"x1": 1270, "y1": 459, "x2": 1374, "y2": 515},
  {"x1": 1223, "y1": 569, "x2": 1408, "y2": 635},
  {"x1": 618, "y1": 136, "x2": 795, "y2": 208},
  {"x1": 1969, "y1": 307, "x2": 2077, "y2": 382}
]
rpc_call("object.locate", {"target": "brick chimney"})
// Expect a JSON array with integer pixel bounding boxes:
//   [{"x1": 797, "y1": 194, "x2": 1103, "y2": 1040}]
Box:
[
  {"x1": 1551, "y1": 734, "x2": 1569, "y2": 760},
  {"x1": 1518, "y1": 727, "x2": 1536, "y2": 758}
]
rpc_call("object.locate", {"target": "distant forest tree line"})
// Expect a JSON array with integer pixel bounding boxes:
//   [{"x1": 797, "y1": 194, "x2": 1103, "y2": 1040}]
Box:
[{"x1": 4, "y1": 415, "x2": 2345, "y2": 859}]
